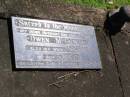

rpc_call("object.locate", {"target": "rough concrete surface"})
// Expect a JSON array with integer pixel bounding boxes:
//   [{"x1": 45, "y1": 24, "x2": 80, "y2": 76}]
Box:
[
  {"x1": 0, "y1": 0, "x2": 129, "y2": 97},
  {"x1": 111, "y1": 23, "x2": 130, "y2": 97}
]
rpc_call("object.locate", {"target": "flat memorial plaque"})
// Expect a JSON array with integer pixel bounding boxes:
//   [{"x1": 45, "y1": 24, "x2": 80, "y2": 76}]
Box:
[{"x1": 11, "y1": 16, "x2": 102, "y2": 69}]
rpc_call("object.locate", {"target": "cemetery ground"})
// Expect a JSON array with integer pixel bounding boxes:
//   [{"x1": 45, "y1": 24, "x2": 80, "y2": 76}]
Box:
[{"x1": 0, "y1": 0, "x2": 130, "y2": 97}]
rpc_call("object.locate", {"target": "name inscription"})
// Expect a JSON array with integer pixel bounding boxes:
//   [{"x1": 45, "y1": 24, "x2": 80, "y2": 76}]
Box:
[{"x1": 11, "y1": 16, "x2": 102, "y2": 69}]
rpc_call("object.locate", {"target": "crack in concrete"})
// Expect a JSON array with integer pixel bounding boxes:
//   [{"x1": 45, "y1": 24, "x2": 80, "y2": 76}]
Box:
[{"x1": 108, "y1": 33, "x2": 125, "y2": 97}]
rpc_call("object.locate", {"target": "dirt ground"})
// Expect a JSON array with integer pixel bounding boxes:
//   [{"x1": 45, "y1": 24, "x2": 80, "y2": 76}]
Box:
[{"x1": 0, "y1": 0, "x2": 130, "y2": 97}]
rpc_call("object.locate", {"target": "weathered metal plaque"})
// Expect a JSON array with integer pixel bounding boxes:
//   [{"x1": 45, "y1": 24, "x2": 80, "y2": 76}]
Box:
[{"x1": 11, "y1": 16, "x2": 102, "y2": 69}]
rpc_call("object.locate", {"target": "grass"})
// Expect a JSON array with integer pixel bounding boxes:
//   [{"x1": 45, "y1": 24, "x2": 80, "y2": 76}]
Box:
[{"x1": 65, "y1": 0, "x2": 130, "y2": 9}]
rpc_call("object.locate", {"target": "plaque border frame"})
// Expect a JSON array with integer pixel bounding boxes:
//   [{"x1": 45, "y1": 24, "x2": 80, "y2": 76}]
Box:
[{"x1": 9, "y1": 15, "x2": 102, "y2": 70}]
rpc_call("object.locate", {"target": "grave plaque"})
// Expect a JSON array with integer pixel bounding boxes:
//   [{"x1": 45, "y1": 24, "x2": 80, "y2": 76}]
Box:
[{"x1": 11, "y1": 16, "x2": 102, "y2": 69}]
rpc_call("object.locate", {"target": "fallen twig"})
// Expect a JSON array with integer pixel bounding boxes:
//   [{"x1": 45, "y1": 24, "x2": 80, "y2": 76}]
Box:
[{"x1": 48, "y1": 70, "x2": 89, "y2": 87}]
